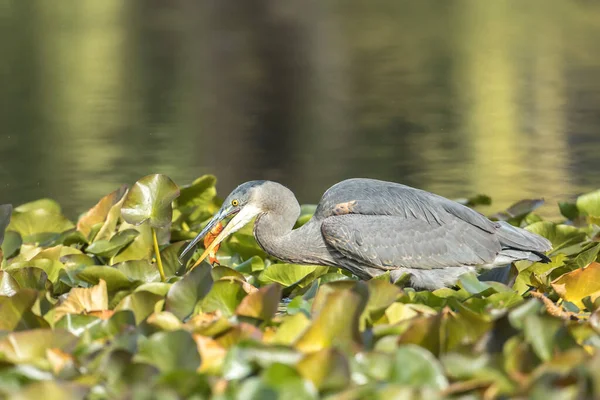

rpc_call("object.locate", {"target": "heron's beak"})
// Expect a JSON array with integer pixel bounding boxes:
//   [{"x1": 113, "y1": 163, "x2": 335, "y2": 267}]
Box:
[
  {"x1": 179, "y1": 207, "x2": 233, "y2": 263},
  {"x1": 182, "y1": 204, "x2": 262, "y2": 271}
]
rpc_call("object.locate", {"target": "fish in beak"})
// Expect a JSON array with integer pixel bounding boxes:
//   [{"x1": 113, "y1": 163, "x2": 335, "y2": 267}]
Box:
[{"x1": 179, "y1": 204, "x2": 262, "y2": 271}]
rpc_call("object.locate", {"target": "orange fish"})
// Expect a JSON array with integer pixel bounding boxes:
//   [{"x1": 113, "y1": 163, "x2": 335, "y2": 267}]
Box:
[{"x1": 203, "y1": 221, "x2": 224, "y2": 266}]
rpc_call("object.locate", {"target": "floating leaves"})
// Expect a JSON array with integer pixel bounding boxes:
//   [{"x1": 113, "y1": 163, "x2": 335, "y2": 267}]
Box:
[
  {"x1": 121, "y1": 174, "x2": 180, "y2": 228},
  {"x1": 0, "y1": 176, "x2": 599, "y2": 398},
  {"x1": 552, "y1": 262, "x2": 600, "y2": 308},
  {"x1": 54, "y1": 279, "x2": 109, "y2": 321}
]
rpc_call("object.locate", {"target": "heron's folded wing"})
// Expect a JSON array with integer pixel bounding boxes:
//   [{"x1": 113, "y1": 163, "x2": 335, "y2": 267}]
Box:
[{"x1": 321, "y1": 214, "x2": 501, "y2": 270}]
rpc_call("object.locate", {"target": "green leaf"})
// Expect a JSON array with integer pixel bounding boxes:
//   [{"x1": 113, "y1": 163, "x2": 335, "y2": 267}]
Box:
[
  {"x1": 236, "y1": 284, "x2": 282, "y2": 321},
  {"x1": 361, "y1": 279, "x2": 402, "y2": 326},
  {"x1": 523, "y1": 314, "x2": 561, "y2": 361},
  {"x1": 134, "y1": 330, "x2": 201, "y2": 372},
  {"x1": 259, "y1": 264, "x2": 327, "y2": 287},
  {"x1": 1, "y1": 230, "x2": 22, "y2": 259},
  {"x1": 268, "y1": 313, "x2": 311, "y2": 345},
  {"x1": 573, "y1": 243, "x2": 600, "y2": 269},
  {"x1": 198, "y1": 279, "x2": 247, "y2": 317},
  {"x1": 390, "y1": 345, "x2": 448, "y2": 390},
  {"x1": 296, "y1": 348, "x2": 350, "y2": 392},
  {"x1": 176, "y1": 175, "x2": 217, "y2": 209},
  {"x1": 7, "y1": 209, "x2": 74, "y2": 244},
  {"x1": 85, "y1": 229, "x2": 139, "y2": 258},
  {"x1": 111, "y1": 223, "x2": 153, "y2": 264},
  {"x1": 115, "y1": 260, "x2": 160, "y2": 283},
  {"x1": 135, "y1": 282, "x2": 172, "y2": 296},
  {"x1": 0, "y1": 289, "x2": 48, "y2": 330},
  {"x1": 260, "y1": 363, "x2": 317, "y2": 399},
  {"x1": 76, "y1": 266, "x2": 134, "y2": 292},
  {"x1": 0, "y1": 328, "x2": 78, "y2": 364},
  {"x1": 576, "y1": 189, "x2": 600, "y2": 218},
  {"x1": 559, "y1": 201, "x2": 579, "y2": 220},
  {"x1": 295, "y1": 282, "x2": 369, "y2": 352},
  {"x1": 233, "y1": 256, "x2": 265, "y2": 274},
  {"x1": 121, "y1": 174, "x2": 180, "y2": 228},
  {"x1": 14, "y1": 199, "x2": 61, "y2": 213},
  {"x1": 77, "y1": 185, "x2": 128, "y2": 239},
  {"x1": 459, "y1": 272, "x2": 493, "y2": 294},
  {"x1": 114, "y1": 291, "x2": 164, "y2": 324},
  {"x1": 159, "y1": 241, "x2": 187, "y2": 278},
  {"x1": 165, "y1": 263, "x2": 213, "y2": 320},
  {"x1": 8, "y1": 267, "x2": 50, "y2": 291},
  {"x1": 8, "y1": 381, "x2": 88, "y2": 400},
  {"x1": 525, "y1": 221, "x2": 587, "y2": 251},
  {"x1": 212, "y1": 265, "x2": 246, "y2": 282},
  {"x1": 0, "y1": 204, "x2": 12, "y2": 247}
]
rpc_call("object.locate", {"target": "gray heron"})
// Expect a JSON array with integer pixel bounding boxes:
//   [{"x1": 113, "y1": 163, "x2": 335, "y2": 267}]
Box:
[{"x1": 179, "y1": 179, "x2": 552, "y2": 289}]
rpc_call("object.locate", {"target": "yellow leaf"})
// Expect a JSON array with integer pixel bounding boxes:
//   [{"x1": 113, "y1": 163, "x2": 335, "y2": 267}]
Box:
[
  {"x1": 54, "y1": 279, "x2": 108, "y2": 321},
  {"x1": 193, "y1": 334, "x2": 227, "y2": 374},
  {"x1": 235, "y1": 284, "x2": 282, "y2": 320},
  {"x1": 46, "y1": 348, "x2": 74, "y2": 375},
  {"x1": 551, "y1": 262, "x2": 600, "y2": 309}
]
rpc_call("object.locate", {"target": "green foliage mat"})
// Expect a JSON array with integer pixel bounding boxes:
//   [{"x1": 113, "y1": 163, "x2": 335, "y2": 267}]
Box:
[{"x1": 1, "y1": 174, "x2": 600, "y2": 399}]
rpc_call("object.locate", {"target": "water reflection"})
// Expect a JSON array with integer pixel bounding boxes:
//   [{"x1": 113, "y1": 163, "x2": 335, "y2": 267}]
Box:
[{"x1": 2, "y1": 0, "x2": 600, "y2": 218}]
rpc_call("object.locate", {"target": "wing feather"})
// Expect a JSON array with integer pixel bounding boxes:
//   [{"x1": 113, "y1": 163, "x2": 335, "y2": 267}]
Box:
[{"x1": 322, "y1": 214, "x2": 501, "y2": 271}]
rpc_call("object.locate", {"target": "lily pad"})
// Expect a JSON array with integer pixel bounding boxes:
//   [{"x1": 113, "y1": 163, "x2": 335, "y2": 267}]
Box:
[
  {"x1": 8, "y1": 267, "x2": 49, "y2": 291},
  {"x1": 159, "y1": 241, "x2": 187, "y2": 278},
  {"x1": 8, "y1": 208, "x2": 75, "y2": 244},
  {"x1": 115, "y1": 260, "x2": 161, "y2": 283},
  {"x1": 121, "y1": 174, "x2": 180, "y2": 228},
  {"x1": 198, "y1": 279, "x2": 248, "y2": 317},
  {"x1": 111, "y1": 223, "x2": 153, "y2": 264},
  {"x1": 76, "y1": 266, "x2": 134, "y2": 292},
  {"x1": 236, "y1": 284, "x2": 282, "y2": 321},
  {"x1": 53, "y1": 279, "x2": 109, "y2": 322},
  {"x1": 259, "y1": 264, "x2": 328, "y2": 287},
  {"x1": 114, "y1": 291, "x2": 164, "y2": 324},
  {"x1": 77, "y1": 185, "x2": 128, "y2": 239},
  {"x1": 296, "y1": 348, "x2": 350, "y2": 392},
  {"x1": 551, "y1": 262, "x2": 600, "y2": 309},
  {"x1": 295, "y1": 282, "x2": 369, "y2": 352},
  {"x1": 390, "y1": 345, "x2": 448, "y2": 390},
  {"x1": 0, "y1": 289, "x2": 48, "y2": 330},
  {"x1": 525, "y1": 221, "x2": 587, "y2": 251},
  {"x1": 134, "y1": 330, "x2": 201, "y2": 372},
  {"x1": 165, "y1": 263, "x2": 213, "y2": 320},
  {"x1": 85, "y1": 229, "x2": 140, "y2": 258},
  {"x1": 2, "y1": 230, "x2": 22, "y2": 260},
  {"x1": 0, "y1": 328, "x2": 78, "y2": 364},
  {"x1": 576, "y1": 189, "x2": 600, "y2": 218},
  {"x1": 0, "y1": 203, "x2": 12, "y2": 246}
]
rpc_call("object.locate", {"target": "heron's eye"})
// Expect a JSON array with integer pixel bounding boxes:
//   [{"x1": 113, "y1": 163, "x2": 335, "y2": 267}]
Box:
[{"x1": 231, "y1": 199, "x2": 239, "y2": 207}]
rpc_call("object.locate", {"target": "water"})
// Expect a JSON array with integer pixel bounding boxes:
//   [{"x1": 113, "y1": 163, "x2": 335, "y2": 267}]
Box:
[{"x1": 2, "y1": 0, "x2": 600, "y2": 219}]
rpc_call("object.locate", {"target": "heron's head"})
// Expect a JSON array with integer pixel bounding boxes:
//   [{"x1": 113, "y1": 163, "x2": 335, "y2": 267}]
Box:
[{"x1": 179, "y1": 180, "x2": 269, "y2": 267}]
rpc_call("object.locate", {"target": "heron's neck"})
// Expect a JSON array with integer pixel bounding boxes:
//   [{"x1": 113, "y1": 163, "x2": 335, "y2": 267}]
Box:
[{"x1": 254, "y1": 203, "x2": 332, "y2": 265}]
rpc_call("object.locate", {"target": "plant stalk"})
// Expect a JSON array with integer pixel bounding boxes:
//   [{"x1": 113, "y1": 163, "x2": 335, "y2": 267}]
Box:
[{"x1": 152, "y1": 227, "x2": 166, "y2": 282}]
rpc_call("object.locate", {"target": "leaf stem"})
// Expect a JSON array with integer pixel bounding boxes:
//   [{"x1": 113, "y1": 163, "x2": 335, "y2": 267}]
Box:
[{"x1": 152, "y1": 227, "x2": 166, "y2": 282}]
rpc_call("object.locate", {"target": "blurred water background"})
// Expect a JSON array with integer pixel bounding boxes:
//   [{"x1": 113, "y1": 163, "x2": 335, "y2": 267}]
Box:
[{"x1": 1, "y1": 0, "x2": 600, "y2": 218}]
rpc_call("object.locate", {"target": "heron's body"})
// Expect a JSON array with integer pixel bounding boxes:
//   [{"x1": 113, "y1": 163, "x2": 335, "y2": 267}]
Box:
[{"x1": 181, "y1": 178, "x2": 552, "y2": 289}]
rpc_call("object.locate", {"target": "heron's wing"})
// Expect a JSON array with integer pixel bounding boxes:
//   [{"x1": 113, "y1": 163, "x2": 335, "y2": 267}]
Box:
[
  {"x1": 315, "y1": 178, "x2": 499, "y2": 234},
  {"x1": 321, "y1": 214, "x2": 501, "y2": 271}
]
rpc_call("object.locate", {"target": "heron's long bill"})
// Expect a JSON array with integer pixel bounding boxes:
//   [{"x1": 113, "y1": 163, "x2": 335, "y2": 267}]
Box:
[{"x1": 186, "y1": 204, "x2": 262, "y2": 270}]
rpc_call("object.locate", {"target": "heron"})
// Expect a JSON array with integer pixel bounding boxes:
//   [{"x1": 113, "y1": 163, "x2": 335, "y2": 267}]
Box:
[{"x1": 179, "y1": 178, "x2": 552, "y2": 289}]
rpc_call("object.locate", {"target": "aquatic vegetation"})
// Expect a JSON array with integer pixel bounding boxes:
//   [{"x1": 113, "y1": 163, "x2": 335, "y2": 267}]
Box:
[{"x1": 1, "y1": 175, "x2": 600, "y2": 399}]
